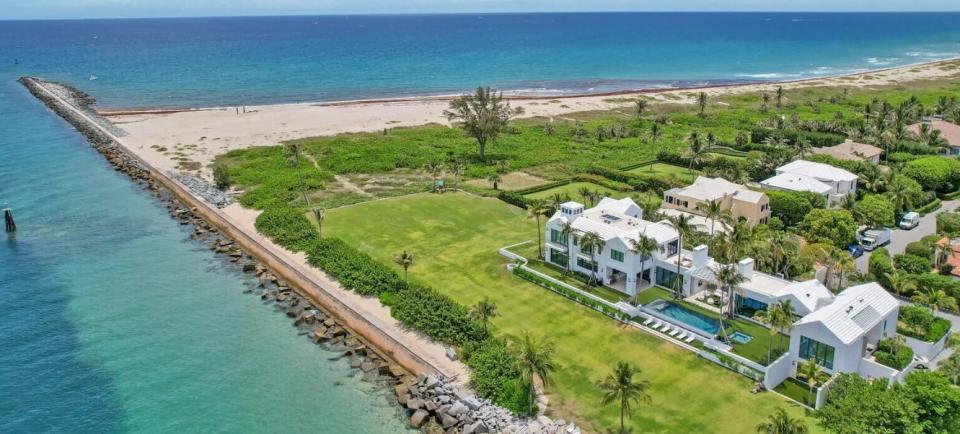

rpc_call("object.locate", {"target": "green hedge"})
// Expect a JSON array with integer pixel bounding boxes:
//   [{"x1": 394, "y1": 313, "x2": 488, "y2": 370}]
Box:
[
  {"x1": 749, "y1": 127, "x2": 845, "y2": 148},
  {"x1": 898, "y1": 305, "x2": 952, "y2": 343},
  {"x1": 618, "y1": 158, "x2": 658, "y2": 171},
  {"x1": 254, "y1": 206, "x2": 321, "y2": 252},
  {"x1": 497, "y1": 191, "x2": 528, "y2": 209},
  {"x1": 512, "y1": 179, "x2": 571, "y2": 195},
  {"x1": 917, "y1": 198, "x2": 942, "y2": 215},
  {"x1": 586, "y1": 165, "x2": 686, "y2": 194},
  {"x1": 874, "y1": 338, "x2": 914, "y2": 370},
  {"x1": 513, "y1": 266, "x2": 631, "y2": 322},
  {"x1": 307, "y1": 238, "x2": 405, "y2": 296}
]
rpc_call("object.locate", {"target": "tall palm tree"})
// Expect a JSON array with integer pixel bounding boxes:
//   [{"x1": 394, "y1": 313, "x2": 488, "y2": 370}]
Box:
[
  {"x1": 635, "y1": 99, "x2": 649, "y2": 119},
  {"x1": 578, "y1": 186, "x2": 593, "y2": 206},
  {"x1": 833, "y1": 250, "x2": 856, "y2": 290},
  {"x1": 515, "y1": 331, "x2": 556, "y2": 415},
  {"x1": 885, "y1": 271, "x2": 916, "y2": 298},
  {"x1": 448, "y1": 161, "x2": 466, "y2": 187},
  {"x1": 649, "y1": 123, "x2": 662, "y2": 143},
  {"x1": 580, "y1": 231, "x2": 604, "y2": 286},
  {"x1": 393, "y1": 250, "x2": 415, "y2": 282},
  {"x1": 527, "y1": 199, "x2": 549, "y2": 259},
  {"x1": 629, "y1": 232, "x2": 658, "y2": 299},
  {"x1": 913, "y1": 288, "x2": 959, "y2": 316},
  {"x1": 915, "y1": 123, "x2": 949, "y2": 148},
  {"x1": 793, "y1": 138, "x2": 812, "y2": 159},
  {"x1": 423, "y1": 160, "x2": 444, "y2": 192},
  {"x1": 697, "y1": 199, "x2": 732, "y2": 248},
  {"x1": 311, "y1": 207, "x2": 326, "y2": 239},
  {"x1": 469, "y1": 298, "x2": 499, "y2": 333},
  {"x1": 715, "y1": 263, "x2": 745, "y2": 343},
  {"x1": 886, "y1": 178, "x2": 914, "y2": 216},
  {"x1": 487, "y1": 173, "x2": 502, "y2": 190},
  {"x1": 753, "y1": 309, "x2": 777, "y2": 364},
  {"x1": 598, "y1": 361, "x2": 652, "y2": 434},
  {"x1": 775, "y1": 86, "x2": 785, "y2": 109},
  {"x1": 685, "y1": 131, "x2": 710, "y2": 174},
  {"x1": 697, "y1": 91, "x2": 708, "y2": 117},
  {"x1": 772, "y1": 300, "x2": 795, "y2": 353},
  {"x1": 560, "y1": 221, "x2": 576, "y2": 274},
  {"x1": 283, "y1": 143, "x2": 310, "y2": 205},
  {"x1": 756, "y1": 407, "x2": 808, "y2": 434},
  {"x1": 666, "y1": 214, "x2": 694, "y2": 298},
  {"x1": 796, "y1": 359, "x2": 829, "y2": 405}
]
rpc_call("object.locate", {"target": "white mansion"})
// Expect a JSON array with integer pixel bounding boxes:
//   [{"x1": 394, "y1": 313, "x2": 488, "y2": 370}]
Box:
[{"x1": 544, "y1": 196, "x2": 935, "y2": 380}]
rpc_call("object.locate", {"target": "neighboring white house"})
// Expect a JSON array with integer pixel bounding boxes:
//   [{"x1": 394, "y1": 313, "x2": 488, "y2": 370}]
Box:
[
  {"x1": 788, "y1": 282, "x2": 900, "y2": 377},
  {"x1": 760, "y1": 160, "x2": 858, "y2": 206}
]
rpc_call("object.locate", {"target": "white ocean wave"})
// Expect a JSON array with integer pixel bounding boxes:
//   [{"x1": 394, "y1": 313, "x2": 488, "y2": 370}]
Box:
[{"x1": 735, "y1": 72, "x2": 802, "y2": 79}]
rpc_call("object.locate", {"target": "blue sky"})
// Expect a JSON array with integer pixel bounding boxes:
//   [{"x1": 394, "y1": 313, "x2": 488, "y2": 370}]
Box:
[{"x1": 2, "y1": 0, "x2": 958, "y2": 20}]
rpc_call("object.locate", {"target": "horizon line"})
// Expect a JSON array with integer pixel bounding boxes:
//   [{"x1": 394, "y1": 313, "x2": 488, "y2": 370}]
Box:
[{"x1": 4, "y1": 10, "x2": 960, "y2": 22}]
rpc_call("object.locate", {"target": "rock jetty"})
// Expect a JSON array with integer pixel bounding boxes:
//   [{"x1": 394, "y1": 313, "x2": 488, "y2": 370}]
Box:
[{"x1": 399, "y1": 374, "x2": 580, "y2": 434}]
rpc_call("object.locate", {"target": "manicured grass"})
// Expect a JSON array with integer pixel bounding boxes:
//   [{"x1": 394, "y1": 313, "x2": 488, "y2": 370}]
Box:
[
  {"x1": 324, "y1": 192, "x2": 818, "y2": 434},
  {"x1": 627, "y1": 163, "x2": 700, "y2": 182},
  {"x1": 523, "y1": 181, "x2": 630, "y2": 201},
  {"x1": 774, "y1": 377, "x2": 817, "y2": 408}
]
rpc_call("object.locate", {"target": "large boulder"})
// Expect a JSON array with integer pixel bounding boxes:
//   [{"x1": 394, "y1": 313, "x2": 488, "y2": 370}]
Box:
[
  {"x1": 462, "y1": 420, "x2": 489, "y2": 434},
  {"x1": 409, "y1": 409, "x2": 430, "y2": 428}
]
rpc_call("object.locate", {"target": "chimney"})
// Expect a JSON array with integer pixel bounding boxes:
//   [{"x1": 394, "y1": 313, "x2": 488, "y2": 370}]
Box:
[
  {"x1": 737, "y1": 258, "x2": 755, "y2": 278},
  {"x1": 692, "y1": 245, "x2": 709, "y2": 267}
]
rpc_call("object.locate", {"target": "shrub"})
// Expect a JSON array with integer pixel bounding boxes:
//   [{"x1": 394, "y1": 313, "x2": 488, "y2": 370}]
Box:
[
  {"x1": 766, "y1": 190, "x2": 814, "y2": 226},
  {"x1": 392, "y1": 283, "x2": 486, "y2": 346},
  {"x1": 894, "y1": 254, "x2": 933, "y2": 275},
  {"x1": 898, "y1": 305, "x2": 952, "y2": 343},
  {"x1": 868, "y1": 248, "x2": 894, "y2": 289},
  {"x1": 586, "y1": 166, "x2": 686, "y2": 194},
  {"x1": 513, "y1": 266, "x2": 631, "y2": 321},
  {"x1": 497, "y1": 191, "x2": 528, "y2": 209},
  {"x1": 213, "y1": 164, "x2": 232, "y2": 190},
  {"x1": 307, "y1": 238, "x2": 405, "y2": 296},
  {"x1": 749, "y1": 127, "x2": 844, "y2": 148},
  {"x1": 903, "y1": 156, "x2": 960, "y2": 192},
  {"x1": 462, "y1": 338, "x2": 527, "y2": 414},
  {"x1": 799, "y1": 208, "x2": 857, "y2": 248},
  {"x1": 854, "y1": 194, "x2": 895, "y2": 228},
  {"x1": 874, "y1": 338, "x2": 914, "y2": 370},
  {"x1": 938, "y1": 212, "x2": 960, "y2": 236},
  {"x1": 254, "y1": 206, "x2": 320, "y2": 252}
]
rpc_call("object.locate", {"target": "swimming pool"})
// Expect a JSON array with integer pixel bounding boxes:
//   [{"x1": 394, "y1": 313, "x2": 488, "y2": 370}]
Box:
[
  {"x1": 730, "y1": 331, "x2": 753, "y2": 344},
  {"x1": 645, "y1": 299, "x2": 722, "y2": 335}
]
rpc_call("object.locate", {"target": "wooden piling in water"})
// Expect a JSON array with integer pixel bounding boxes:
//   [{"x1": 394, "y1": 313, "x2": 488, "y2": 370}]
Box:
[{"x1": 4, "y1": 208, "x2": 15, "y2": 232}]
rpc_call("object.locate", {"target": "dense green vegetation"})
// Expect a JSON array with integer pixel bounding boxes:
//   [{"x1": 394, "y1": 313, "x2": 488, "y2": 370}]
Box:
[{"x1": 898, "y1": 305, "x2": 952, "y2": 343}]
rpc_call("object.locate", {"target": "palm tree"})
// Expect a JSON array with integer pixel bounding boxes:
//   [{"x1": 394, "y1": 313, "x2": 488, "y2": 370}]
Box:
[
  {"x1": 560, "y1": 221, "x2": 576, "y2": 273},
  {"x1": 915, "y1": 123, "x2": 949, "y2": 148},
  {"x1": 283, "y1": 143, "x2": 310, "y2": 205},
  {"x1": 649, "y1": 123, "x2": 662, "y2": 143},
  {"x1": 885, "y1": 271, "x2": 916, "y2": 298},
  {"x1": 629, "y1": 233, "x2": 658, "y2": 299},
  {"x1": 697, "y1": 199, "x2": 732, "y2": 248},
  {"x1": 393, "y1": 250, "x2": 415, "y2": 282},
  {"x1": 685, "y1": 131, "x2": 711, "y2": 174},
  {"x1": 448, "y1": 161, "x2": 466, "y2": 187},
  {"x1": 666, "y1": 214, "x2": 694, "y2": 298},
  {"x1": 833, "y1": 250, "x2": 856, "y2": 290},
  {"x1": 796, "y1": 359, "x2": 829, "y2": 404},
  {"x1": 487, "y1": 173, "x2": 502, "y2": 190},
  {"x1": 515, "y1": 331, "x2": 556, "y2": 415},
  {"x1": 444, "y1": 86, "x2": 523, "y2": 161},
  {"x1": 756, "y1": 407, "x2": 808, "y2": 434},
  {"x1": 580, "y1": 231, "x2": 604, "y2": 286},
  {"x1": 578, "y1": 186, "x2": 593, "y2": 206},
  {"x1": 793, "y1": 138, "x2": 812, "y2": 159},
  {"x1": 772, "y1": 300, "x2": 795, "y2": 353},
  {"x1": 469, "y1": 298, "x2": 498, "y2": 333},
  {"x1": 753, "y1": 309, "x2": 777, "y2": 364},
  {"x1": 913, "y1": 288, "x2": 959, "y2": 316},
  {"x1": 775, "y1": 86, "x2": 785, "y2": 109},
  {"x1": 760, "y1": 92, "x2": 771, "y2": 113},
  {"x1": 715, "y1": 263, "x2": 745, "y2": 343},
  {"x1": 886, "y1": 178, "x2": 914, "y2": 215},
  {"x1": 311, "y1": 207, "x2": 325, "y2": 238},
  {"x1": 527, "y1": 199, "x2": 549, "y2": 259},
  {"x1": 635, "y1": 99, "x2": 649, "y2": 119},
  {"x1": 697, "y1": 91, "x2": 708, "y2": 117},
  {"x1": 598, "y1": 361, "x2": 652, "y2": 434},
  {"x1": 424, "y1": 160, "x2": 444, "y2": 192}
]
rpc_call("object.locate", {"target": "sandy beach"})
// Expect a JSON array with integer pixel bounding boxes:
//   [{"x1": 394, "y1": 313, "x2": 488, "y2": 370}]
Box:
[{"x1": 104, "y1": 58, "x2": 960, "y2": 177}]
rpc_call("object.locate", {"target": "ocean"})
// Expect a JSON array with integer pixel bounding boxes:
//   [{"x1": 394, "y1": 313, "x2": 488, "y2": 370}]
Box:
[{"x1": 0, "y1": 12, "x2": 958, "y2": 433}]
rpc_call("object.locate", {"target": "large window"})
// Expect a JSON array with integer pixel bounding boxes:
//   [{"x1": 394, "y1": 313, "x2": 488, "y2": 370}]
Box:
[
  {"x1": 655, "y1": 267, "x2": 678, "y2": 288},
  {"x1": 549, "y1": 229, "x2": 567, "y2": 244},
  {"x1": 576, "y1": 257, "x2": 597, "y2": 271},
  {"x1": 610, "y1": 249, "x2": 624, "y2": 262},
  {"x1": 799, "y1": 336, "x2": 835, "y2": 370},
  {"x1": 549, "y1": 249, "x2": 569, "y2": 267}
]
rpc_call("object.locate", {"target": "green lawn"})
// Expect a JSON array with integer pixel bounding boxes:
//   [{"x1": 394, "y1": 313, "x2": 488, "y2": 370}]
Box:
[
  {"x1": 627, "y1": 163, "x2": 700, "y2": 183},
  {"x1": 774, "y1": 377, "x2": 817, "y2": 408},
  {"x1": 523, "y1": 181, "x2": 630, "y2": 202},
  {"x1": 324, "y1": 192, "x2": 817, "y2": 434}
]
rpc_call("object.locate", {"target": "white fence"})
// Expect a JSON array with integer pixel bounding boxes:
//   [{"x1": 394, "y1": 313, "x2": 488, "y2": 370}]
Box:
[
  {"x1": 763, "y1": 352, "x2": 794, "y2": 390},
  {"x1": 904, "y1": 331, "x2": 951, "y2": 361}
]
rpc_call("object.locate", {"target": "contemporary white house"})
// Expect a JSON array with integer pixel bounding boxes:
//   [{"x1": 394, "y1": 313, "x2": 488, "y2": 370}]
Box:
[
  {"x1": 787, "y1": 283, "x2": 900, "y2": 377},
  {"x1": 760, "y1": 160, "x2": 858, "y2": 206}
]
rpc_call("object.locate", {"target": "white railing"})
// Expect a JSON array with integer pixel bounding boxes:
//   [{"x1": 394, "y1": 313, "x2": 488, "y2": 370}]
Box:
[{"x1": 763, "y1": 352, "x2": 794, "y2": 390}]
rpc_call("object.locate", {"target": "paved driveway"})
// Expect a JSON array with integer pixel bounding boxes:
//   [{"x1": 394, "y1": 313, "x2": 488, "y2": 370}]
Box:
[{"x1": 854, "y1": 200, "x2": 960, "y2": 272}]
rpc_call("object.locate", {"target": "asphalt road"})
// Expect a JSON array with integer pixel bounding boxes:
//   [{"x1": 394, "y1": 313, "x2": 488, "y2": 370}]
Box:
[{"x1": 854, "y1": 200, "x2": 960, "y2": 272}]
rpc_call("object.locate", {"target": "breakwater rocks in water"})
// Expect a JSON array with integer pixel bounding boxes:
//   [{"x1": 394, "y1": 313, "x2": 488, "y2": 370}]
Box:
[{"x1": 399, "y1": 374, "x2": 580, "y2": 434}]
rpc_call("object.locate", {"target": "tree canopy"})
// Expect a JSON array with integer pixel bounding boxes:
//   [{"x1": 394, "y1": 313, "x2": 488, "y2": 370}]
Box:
[
  {"x1": 444, "y1": 86, "x2": 523, "y2": 161},
  {"x1": 799, "y1": 209, "x2": 858, "y2": 248}
]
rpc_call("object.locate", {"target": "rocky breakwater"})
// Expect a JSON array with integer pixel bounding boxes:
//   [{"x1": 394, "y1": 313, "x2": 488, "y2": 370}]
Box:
[{"x1": 399, "y1": 374, "x2": 580, "y2": 434}]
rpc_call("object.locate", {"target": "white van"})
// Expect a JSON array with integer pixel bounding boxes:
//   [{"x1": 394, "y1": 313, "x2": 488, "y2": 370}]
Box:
[{"x1": 899, "y1": 212, "x2": 920, "y2": 230}]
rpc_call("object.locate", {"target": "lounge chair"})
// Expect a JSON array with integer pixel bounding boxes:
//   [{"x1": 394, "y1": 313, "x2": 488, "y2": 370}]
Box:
[
  {"x1": 662, "y1": 325, "x2": 674, "y2": 333},
  {"x1": 658, "y1": 323, "x2": 669, "y2": 331},
  {"x1": 676, "y1": 331, "x2": 687, "y2": 340},
  {"x1": 650, "y1": 320, "x2": 661, "y2": 329},
  {"x1": 670, "y1": 328, "x2": 682, "y2": 337},
  {"x1": 643, "y1": 318, "x2": 654, "y2": 326},
  {"x1": 684, "y1": 334, "x2": 696, "y2": 343}
]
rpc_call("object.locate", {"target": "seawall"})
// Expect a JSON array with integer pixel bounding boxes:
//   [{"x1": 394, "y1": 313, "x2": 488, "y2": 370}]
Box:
[{"x1": 17, "y1": 76, "x2": 440, "y2": 381}]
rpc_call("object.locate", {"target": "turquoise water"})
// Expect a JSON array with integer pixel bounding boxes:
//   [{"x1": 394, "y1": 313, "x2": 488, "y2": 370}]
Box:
[
  {"x1": 1, "y1": 13, "x2": 959, "y2": 432},
  {"x1": 647, "y1": 299, "x2": 722, "y2": 335},
  {"x1": 730, "y1": 331, "x2": 754, "y2": 344}
]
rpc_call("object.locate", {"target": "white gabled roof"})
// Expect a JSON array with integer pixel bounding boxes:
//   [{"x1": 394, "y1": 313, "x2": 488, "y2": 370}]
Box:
[
  {"x1": 777, "y1": 160, "x2": 858, "y2": 182},
  {"x1": 559, "y1": 197, "x2": 678, "y2": 245},
  {"x1": 670, "y1": 176, "x2": 766, "y2": 204},
  {"x1": 761, "y1": 172, "x2": 833, "y2": 195},
  {"x1": 795, "y1": 282, "x2": 899, "y2": 344}
]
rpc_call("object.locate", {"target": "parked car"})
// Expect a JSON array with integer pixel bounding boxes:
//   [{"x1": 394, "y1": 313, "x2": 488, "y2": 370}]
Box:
[
  {"x1": 859, "y1": 228, "x2": 892, "y2": 251},
  {"x1": 848, "y1": 243, "x2": 864, "y2": 258},
  {"x1": 899, "y1": 212, "x2": 920, "y2": 230}
]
